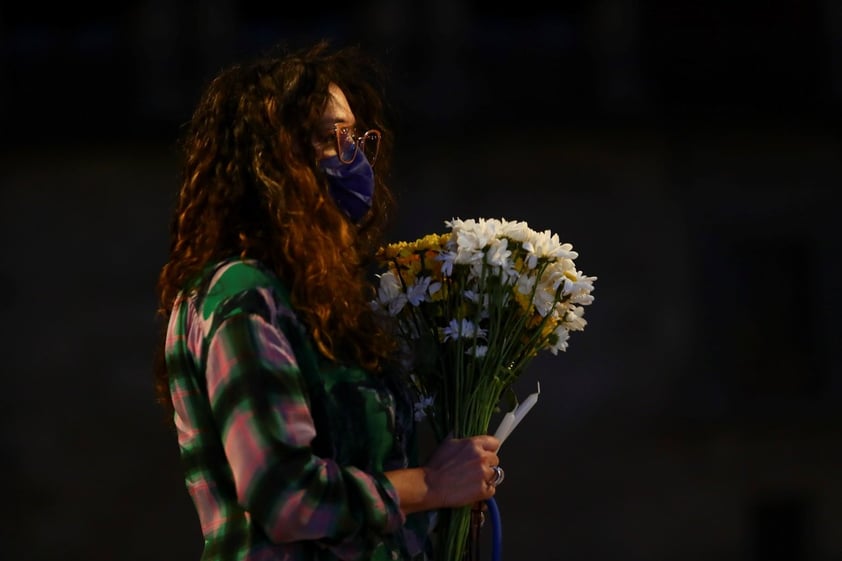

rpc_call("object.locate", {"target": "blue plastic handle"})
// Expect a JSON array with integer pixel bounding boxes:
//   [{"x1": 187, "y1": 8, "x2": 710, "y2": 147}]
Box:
[{"x1": 486, "y1": 497, "x2": 502, "y2": 561}]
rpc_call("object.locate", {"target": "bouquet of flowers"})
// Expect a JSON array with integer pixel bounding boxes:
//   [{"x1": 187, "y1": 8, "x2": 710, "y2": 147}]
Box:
[{"x1": 372, "y1": 217, "x2": 596, "y2": 560}]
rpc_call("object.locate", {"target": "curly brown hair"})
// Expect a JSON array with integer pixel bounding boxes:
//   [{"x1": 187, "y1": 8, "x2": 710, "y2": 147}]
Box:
[{"x1": 154, "y1": 40, "x2": 399, "y2": 410}]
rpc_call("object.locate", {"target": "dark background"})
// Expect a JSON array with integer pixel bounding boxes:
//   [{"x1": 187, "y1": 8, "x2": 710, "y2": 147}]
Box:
[{"x1": 2, "y1": 1, "x2": 841, "y2": 560}]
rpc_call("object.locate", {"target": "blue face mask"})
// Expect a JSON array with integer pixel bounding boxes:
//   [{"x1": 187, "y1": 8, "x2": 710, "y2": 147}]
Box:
[{"x1": 319, "y1": 151, "x2": 374, "y2": 222}]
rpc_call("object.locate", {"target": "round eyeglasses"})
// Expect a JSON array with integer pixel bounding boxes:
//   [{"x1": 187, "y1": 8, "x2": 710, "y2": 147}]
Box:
[{"x1": 334, "y1": 125, "x2": 381, "y2": 167}]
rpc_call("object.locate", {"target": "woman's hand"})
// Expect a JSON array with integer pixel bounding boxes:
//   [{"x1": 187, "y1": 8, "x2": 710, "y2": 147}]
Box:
[
  {"x1": 424, "y1": 435, "x2": 500, "y2": 508},
  {"x1": 385, "y1": 435, "x2": 500, "y2": 515}
]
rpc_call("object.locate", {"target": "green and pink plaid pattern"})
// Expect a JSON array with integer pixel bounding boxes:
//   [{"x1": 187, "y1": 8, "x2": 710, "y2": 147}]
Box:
[{"x1": 165, "y1": 258, "x2": 432, "y2": 560}]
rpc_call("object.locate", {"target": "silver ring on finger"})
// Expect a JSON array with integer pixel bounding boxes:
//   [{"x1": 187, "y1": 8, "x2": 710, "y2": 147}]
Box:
[{"x1": 490, "y1": 465, "x2": 505, "y2": 487}]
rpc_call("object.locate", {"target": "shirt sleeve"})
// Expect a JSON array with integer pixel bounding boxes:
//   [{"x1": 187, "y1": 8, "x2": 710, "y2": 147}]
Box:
[{"x1": 201, "y1": 288, "x2": 405, "y2": 545}]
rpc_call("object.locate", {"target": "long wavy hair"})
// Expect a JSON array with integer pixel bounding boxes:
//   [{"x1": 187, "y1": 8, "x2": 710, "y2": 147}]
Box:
[{"x1": 154, "y1": 40, "x2": 398, "y2": 410}]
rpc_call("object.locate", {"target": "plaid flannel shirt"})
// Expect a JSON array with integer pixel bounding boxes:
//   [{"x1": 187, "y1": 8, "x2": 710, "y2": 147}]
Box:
[{"x1": 165, "y1": 258, "x2": 432, "y2": 560}]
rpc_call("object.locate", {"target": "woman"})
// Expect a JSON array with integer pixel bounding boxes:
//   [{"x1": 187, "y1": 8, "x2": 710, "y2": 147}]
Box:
[{"x1": 155, "y1": 40, "x2": 501, "y2": 561}]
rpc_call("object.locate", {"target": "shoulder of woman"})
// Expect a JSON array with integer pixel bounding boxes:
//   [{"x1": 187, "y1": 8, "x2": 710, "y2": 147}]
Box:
[{"x1": 197, "y1": 257, "x2": 291, "y2": 325}]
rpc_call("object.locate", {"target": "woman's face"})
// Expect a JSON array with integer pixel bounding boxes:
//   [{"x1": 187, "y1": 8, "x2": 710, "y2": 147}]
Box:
[{"x1": 314, "y1": 83, "x2": 356, "y2": 160}]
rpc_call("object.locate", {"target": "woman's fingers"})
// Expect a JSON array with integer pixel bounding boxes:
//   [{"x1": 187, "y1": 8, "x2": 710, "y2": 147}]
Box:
[
  {"x1": 424, "y1": 434, "x2": 505, "y2": 508},
  {"x1": 475, "y1": 434, "x2": 501, "y2": 452}
]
